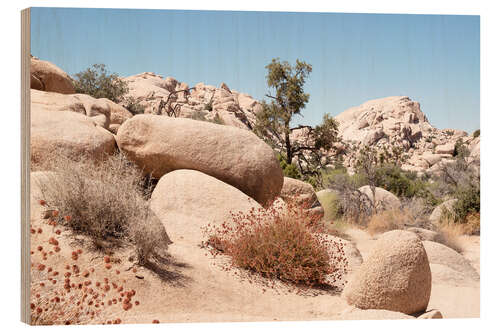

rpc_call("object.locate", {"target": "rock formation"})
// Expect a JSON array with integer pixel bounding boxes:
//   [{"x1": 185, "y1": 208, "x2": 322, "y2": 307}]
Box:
[
  {"x1": 333, "y1": 96, "x2": 479, "y2": 175},
  {"x1": 31, "y1": 56, "x2": 75, "y2": 94},
  {"x1": 31, "y1": 110, "x2": 116, "y2": 165},
  {"x1": 116, "y1": 115, "x2": 283, "y2": 206},
  {"x1": 120, "y1": 73, "x2": 260, "y2": 131},
  {"x1": 150, "y1": 169, "x2": 263, "y2": 243}
]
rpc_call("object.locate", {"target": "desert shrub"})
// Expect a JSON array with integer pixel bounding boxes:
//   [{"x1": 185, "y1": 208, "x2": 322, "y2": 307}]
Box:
[
  {"x1": 122, "y1": 96, "x2": 145, "y2": 115},
  {"x1": 204, "y1": 201, "x2": 347, "y2": 286},
  {"x1": 366, "y1": 196, "x2": 437, "y2": 235},
  {"x1": 434, "y1": 223, "x2": 465, "y2": 253},
  {"x1": 452, "y1": 184, "x2": 480, "y2": 223},
  {"x1": 187, "y1": 110, "x2": 224, "y2": 125},
  {"x1": 374, "y1": 164, "x2": 439, "y2": 206},
  {"x1": 325, "y1": 169, "x2": 373, "y2": 225},
  {"x1": 73, "y1": 64, "x2": 128, "y2": 103},
  {"x1": 32, "y1": 150, "x2": 171, "y2": 265},
  {"x1": 401, "y1": 197, "x2": 435, "y2": 228},
  {"x1": 278, "y1": 153, "x2": 301, "y2": 179},
  {"x1": 375, "y1": 165, "x2": 420, "y2": 197},
  {"x1": 453, "y1": 138, "x2": 466, "y2": 157},
  {"x1": 436, "y1": 139, "x2": 480, "y2": 229},
  {"x1": 445, "y1": 130, "x2": 455, "y2": 136},
  {"x1": 435, "y1": 211, "x2": 479, "y2": 254},
  {"x1": 463, "y1": 212, "x2": 481, "y2": 235},
  {"x1": 366, "y1": 209, "x2": 407, "y2": 235},
  {"x1": 316, "y1": 190, "x2": 342, "y2": 222},
  {"x1": 473, "y1": 129, "x2": 480, "y2": 138}
]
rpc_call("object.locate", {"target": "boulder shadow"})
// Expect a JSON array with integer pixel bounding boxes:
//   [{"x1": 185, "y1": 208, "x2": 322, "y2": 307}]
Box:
[{"x1": 143, "y1": 252, "x2": 193, "y2": 287}]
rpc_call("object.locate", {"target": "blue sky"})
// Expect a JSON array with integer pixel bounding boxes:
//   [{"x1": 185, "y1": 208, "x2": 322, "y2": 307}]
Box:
[{"x1": 30, "y1": 8, "x2": 480, "y2": 132}]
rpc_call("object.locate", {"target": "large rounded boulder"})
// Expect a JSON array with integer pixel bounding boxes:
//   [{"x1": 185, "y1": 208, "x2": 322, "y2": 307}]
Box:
[
  {"x1": 280, "y1": 177, "x2": 324, "y2": 218},
  {"x1": 31, "y1": 110, "x2": 116, "y2": 165},
  {"x1": 150, "y1": 169, "x2": 262, "y2": 243},
  {"x1": 30, "y1": 57, "x2": 75, "y2": 94},
  {"x1": 358, "y1": 185, "x2": 401, "y2": 211},
  {"x1": 342, "y1": 230, "x2": 432, "y2": 314},
  {"x1": 117, "y1": 115, "x2": 283, "y2": 206}
]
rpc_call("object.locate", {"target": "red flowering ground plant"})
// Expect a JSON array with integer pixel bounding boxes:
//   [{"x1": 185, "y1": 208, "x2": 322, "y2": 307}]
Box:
[
  {"x1": 30, "y1": 208, "x2": 141, "y2": 325},
  {"x1": 204, "y1": 198, "x2": 347, "y2": 288}
]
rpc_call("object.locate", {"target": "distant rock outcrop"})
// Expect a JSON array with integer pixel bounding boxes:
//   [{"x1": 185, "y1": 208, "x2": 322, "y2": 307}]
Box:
[
  {"x1": 333, "y1": 96, "x2": 478, "y2": 174},
  {"x1": 120, "y1": 73, "x2": 261, "y2": 131}
]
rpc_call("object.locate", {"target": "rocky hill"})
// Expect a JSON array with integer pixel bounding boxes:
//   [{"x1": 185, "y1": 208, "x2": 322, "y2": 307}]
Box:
[
  {"x1": 121, "y1": 72, "x2": 260, "y2": 131},
  {"x1": 332, "y1": 96, "x2": 480, "y2": 174}
]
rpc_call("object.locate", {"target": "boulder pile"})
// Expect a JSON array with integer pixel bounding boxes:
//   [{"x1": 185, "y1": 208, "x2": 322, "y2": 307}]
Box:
[{"x1": 332, "y1": 96, "x2": 479, "y2": 174}]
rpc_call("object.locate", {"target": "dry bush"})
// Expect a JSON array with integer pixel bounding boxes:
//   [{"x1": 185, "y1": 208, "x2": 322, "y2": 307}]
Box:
[
  {"x1": 32, "y1": 150, "x2": 171, "y2": 265},
  {"x1": 434, "y1": 223, "x2": 465, "y2": 253},
  {"x1": 400, "y1": 197, "x2": 434, "y2": 229},
  {"x1": 464, "y1": 212, "x2": 481, "y2": 235},
  {"x1": 366, "y1": 209, "x2": 408, "y2": 236},
  {"x1": 204, "y1": 200, "x2": 347, "y2": 287},
  {"x1": 433, "y1": 212, "x2": 480, "y2": 253},
  {"x1": 326, "y1": 172, "x2": 374, "y2": 226}
]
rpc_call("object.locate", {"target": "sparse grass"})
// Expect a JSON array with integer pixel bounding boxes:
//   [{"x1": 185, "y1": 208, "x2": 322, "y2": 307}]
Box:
[
  {"x1": 464, "y1": 212, "x2": 481, "y2": 235},
  {"x1": 32, "y1": 149, "x2": 171, "y2": 266},
  {"x1": 438, "y1": 212, "x2": 480, "y2": 236},
  {"x1": 366, "y1": 209, "x2": 408, "y2": 236},
  {"x1": 434, "y1": 222, "x2": 465, "y2": 253},
  {"x1": 204, "y1": 200, "x2": 347, "y2": 287}
]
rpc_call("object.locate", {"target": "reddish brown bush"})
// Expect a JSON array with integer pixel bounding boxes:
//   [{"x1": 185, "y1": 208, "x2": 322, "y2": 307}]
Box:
[{"x1": 204, "y1": 199, "x2": 347, "y2": 286}]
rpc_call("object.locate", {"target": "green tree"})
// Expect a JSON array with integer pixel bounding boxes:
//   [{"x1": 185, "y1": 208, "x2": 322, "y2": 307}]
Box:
[
  {"x1": 73, "y1": 64, "x2": 129, "y2": 103},
  {"x1": 254, "y1": 58, "x2": 339, "y2": 182}
]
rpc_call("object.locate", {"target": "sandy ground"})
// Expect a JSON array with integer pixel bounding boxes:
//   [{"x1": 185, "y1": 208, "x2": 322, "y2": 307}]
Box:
[{"x1": 29, "y1": 200, "x2": 480, "y2": 324}]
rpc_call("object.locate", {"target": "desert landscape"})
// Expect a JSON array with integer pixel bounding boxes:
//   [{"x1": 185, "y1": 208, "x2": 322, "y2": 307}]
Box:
[{"x1": 28, "y1": 55, "x2": 480, "y2": 325}]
